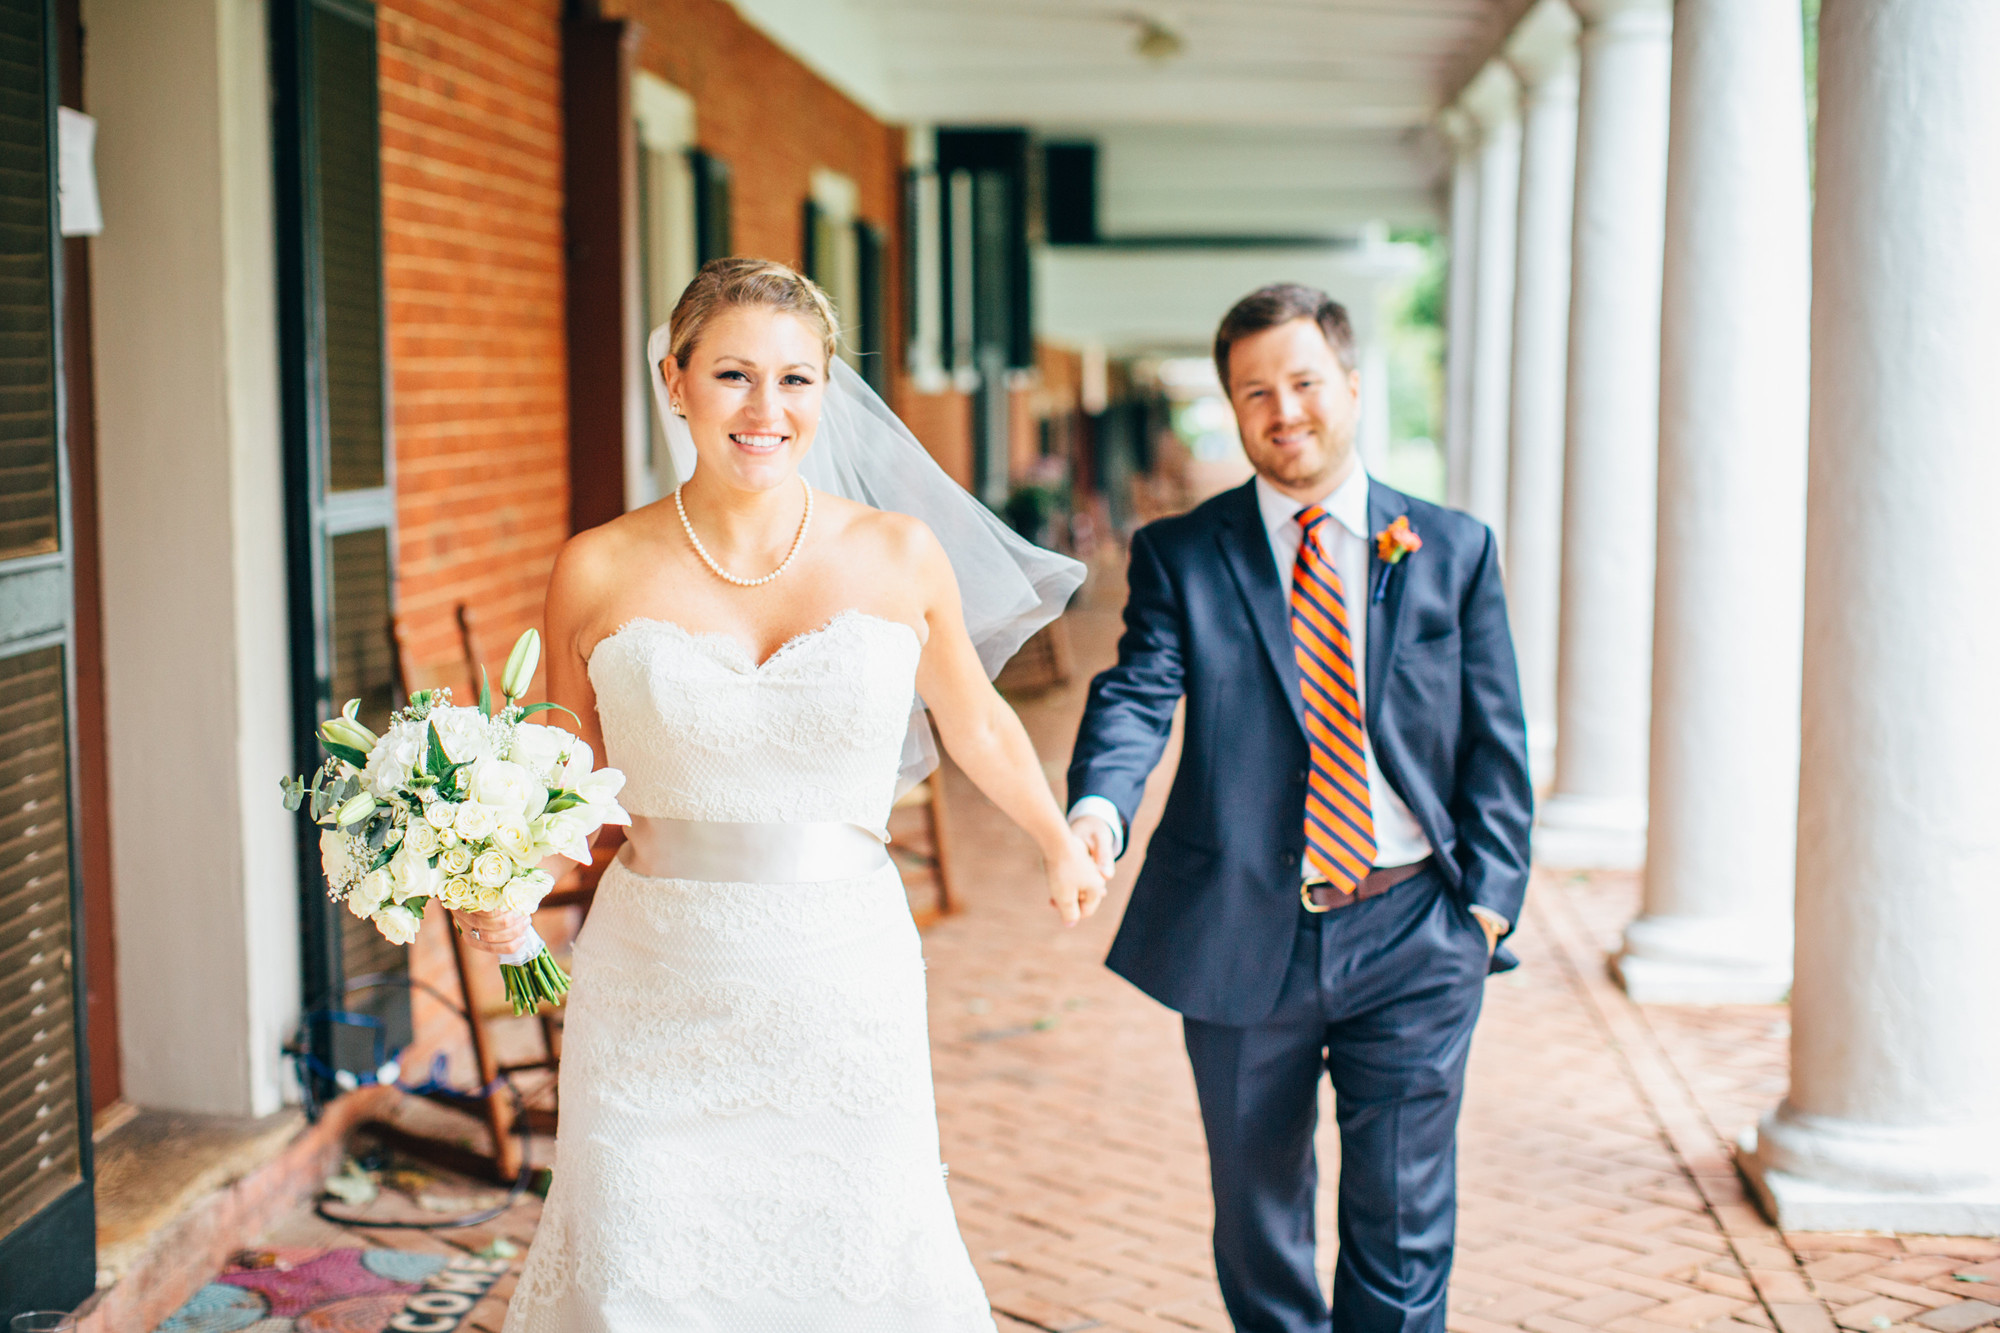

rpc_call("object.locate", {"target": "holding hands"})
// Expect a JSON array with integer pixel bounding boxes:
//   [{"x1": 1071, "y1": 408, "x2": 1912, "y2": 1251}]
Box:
[{"x1": 1046, "y1": 828, "x2": 1109, "y2": 926}]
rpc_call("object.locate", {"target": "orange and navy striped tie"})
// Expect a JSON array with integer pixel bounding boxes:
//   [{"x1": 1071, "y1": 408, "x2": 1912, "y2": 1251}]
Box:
[{"x1": 1291, "y1": 506, "x2": 1376, "y2": 891}]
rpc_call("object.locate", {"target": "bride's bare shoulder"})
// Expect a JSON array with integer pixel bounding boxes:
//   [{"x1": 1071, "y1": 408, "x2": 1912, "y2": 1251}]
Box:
[
  {"x1": 821, "y1": 494, "x2": 947, "y2": 572},
  {"x1": 548, "y1": 509, "x2": 673, "y2": 618}
]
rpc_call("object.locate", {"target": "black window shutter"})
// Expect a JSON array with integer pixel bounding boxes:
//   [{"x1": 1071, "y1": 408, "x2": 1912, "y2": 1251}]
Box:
[{"x1": 0, "y1": 0, "x2": 96, "y2": 1316}]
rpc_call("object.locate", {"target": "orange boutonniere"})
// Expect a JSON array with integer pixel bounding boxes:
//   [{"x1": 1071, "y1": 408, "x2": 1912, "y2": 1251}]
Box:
[
  {"x1": 1371, "y1": 516, "x2": 1422, "y2": 602},
  {"x1": 1374, "y1": 515, "x2": 1422, "y2": 564}
]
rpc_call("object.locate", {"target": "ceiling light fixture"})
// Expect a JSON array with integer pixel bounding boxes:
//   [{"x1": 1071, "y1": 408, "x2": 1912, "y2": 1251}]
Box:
[{"x1": 1129, "y1": 14, "x2": 1185, "y2": 63}]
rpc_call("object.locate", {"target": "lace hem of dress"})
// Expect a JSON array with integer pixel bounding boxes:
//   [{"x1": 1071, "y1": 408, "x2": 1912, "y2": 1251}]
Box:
[{"x1": 508, "y1": 1148, "x2": 989, "y2": 1312}]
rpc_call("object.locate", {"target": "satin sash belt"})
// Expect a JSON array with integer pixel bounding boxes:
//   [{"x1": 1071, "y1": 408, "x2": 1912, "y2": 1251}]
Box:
[{"x1": 620, "y1": 815, "x2": 891, "y2": 884}]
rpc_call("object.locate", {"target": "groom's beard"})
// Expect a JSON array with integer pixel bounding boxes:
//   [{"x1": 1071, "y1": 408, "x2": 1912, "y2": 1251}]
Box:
[{"x1": 1247, "y1": 426, "x2": 1355, "y2": 494}]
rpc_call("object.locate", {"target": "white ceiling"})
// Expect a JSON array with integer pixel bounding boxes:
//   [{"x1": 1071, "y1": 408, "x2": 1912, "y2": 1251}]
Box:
[
  {"x1": 860, "y1": 0, "x2": 1526, "y2": 130},
  {"x1": 731, "y1": 0, "x2": 1536, "y2": 230}
]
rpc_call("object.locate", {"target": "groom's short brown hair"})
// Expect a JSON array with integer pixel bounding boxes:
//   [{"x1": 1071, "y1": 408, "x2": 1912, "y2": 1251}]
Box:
[{"x1": 1213, "y1": 283, "x2": 1356, "y2": 389}]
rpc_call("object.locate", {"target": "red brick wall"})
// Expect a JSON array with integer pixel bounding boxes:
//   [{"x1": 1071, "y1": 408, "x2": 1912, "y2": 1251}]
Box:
[
  {"x1": 377, "y1": 0, "x2": 569, "y2": 698},
  {"x1": 376, "y1": 0, "x2": 571, "y2": 1077}
]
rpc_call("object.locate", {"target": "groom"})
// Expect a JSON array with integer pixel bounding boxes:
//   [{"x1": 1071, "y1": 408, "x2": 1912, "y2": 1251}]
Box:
[{"x1": 1068, "y1": 284, "x2": 1532, "y2": 1333}]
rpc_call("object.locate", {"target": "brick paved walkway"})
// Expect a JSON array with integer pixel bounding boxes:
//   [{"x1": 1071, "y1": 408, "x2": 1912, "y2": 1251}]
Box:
[{"x1": 253, "y1": 561, "x2": 2000, "y2": 1333}]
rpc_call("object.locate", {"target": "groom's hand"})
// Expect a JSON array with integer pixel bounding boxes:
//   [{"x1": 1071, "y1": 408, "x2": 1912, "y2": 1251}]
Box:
[
  {"x1": 1470, "y1": 905, "x2": 1508, "y2": 956},
  {"x1": 1069, "y1": 814, "x2": 1118, "y2": 880}
]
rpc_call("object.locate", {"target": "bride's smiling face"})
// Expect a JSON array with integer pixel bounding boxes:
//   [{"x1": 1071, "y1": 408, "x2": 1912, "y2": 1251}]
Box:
[{"x1": 666, "y1": 305, "x2": 828, "y2": 492}]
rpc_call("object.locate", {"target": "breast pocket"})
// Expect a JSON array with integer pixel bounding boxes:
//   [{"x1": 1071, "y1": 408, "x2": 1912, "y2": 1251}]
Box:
[{"x1": 1394, "y1": 625, "x2": 1461, "y2": 741}]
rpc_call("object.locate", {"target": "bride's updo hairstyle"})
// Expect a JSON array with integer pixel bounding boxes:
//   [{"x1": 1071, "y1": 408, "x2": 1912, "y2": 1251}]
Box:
[{"x1": 666, "y1": 257, "x2": 842, "y2": 372}]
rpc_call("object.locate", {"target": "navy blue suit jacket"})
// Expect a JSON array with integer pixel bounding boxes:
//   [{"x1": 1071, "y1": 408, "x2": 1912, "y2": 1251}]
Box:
[{"x1": 1068, "y1": 477, "x2": 1533, "y2": 1026}]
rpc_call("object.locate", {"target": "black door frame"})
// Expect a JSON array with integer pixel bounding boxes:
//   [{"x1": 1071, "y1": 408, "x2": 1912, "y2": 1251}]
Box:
[{"x1": 270, "y1": 0, "x2": 405, "y2": 1095}]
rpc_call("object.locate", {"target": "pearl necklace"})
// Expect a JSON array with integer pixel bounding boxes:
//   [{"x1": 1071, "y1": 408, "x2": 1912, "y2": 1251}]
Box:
[{"x1": 675, "y1": 476, "x2": 814, "y2": 588}]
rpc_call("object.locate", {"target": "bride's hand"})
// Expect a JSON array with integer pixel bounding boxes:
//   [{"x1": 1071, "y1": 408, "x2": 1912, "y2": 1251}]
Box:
[
  {"x1": 1045, "y1": 832, "x2": 1107, "y2": 927},
  {"x1": 455, "y1": 908, "x2": 531, "y2": 956}
]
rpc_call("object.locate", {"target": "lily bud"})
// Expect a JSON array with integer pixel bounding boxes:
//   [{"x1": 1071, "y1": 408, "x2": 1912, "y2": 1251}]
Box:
[
  {"x1": 335, "y1": 792, "x2": 378, "y2": 826},
  {"x1": 320, "y1": 717, "x2": 378, "y2": 753},
  {"x1": 501, "y1": 629, "x2": 541, "y2": 700}
]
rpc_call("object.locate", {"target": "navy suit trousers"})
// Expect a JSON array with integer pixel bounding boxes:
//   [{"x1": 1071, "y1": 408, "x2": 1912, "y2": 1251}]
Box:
[{"x1": 1182, "y1": 866, "x2": 1487, "y2": 1333}]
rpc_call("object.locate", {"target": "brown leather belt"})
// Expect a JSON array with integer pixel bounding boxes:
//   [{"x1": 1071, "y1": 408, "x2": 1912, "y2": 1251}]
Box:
[{"x1": 1301, "y1": 857, "x2": 1433, "y2": 913}]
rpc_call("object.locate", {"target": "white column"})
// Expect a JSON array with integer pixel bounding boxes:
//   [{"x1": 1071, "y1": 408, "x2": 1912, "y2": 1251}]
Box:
[
  {"x1": 1440, "y1": 109, "x2": 1480, "y2": 511},
  {"x1": 88, "y1": 0, "x2": 301, "y2": 1115},
  {"x1": 1614, "y1": 0, "x2": 1809, "y2": 1004},
  {"x1": 1460, "y1": 64, "x2": 1521, "y2": 544},
  {"x1": 1740, "y1": 0, "x2": 2000, "y2": 1234},
  {"x1": 1502, "y1": 0, "x2": 1579, "y2": 786},
  {"x1": 905, "y1": 123, "x2": 949, "y2": 394},
  {"x1": 1355, "y1": 224, "x2": 1395, "y2": 476},
  {"x1": 1535, "y1": 0, "x2": 1670, "y2": 869}
]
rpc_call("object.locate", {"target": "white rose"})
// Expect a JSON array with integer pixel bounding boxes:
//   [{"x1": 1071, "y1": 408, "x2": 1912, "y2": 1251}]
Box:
[
  {"x1": 453, "y1": 802, "x2": 500, "y2": 840},
  {"x1": 507, "y1": 723, "x2": 575, "y2": 782},
  {"x1": 437, "y1": 827, "x2": 460, "y2": 850},
  {"x1": 470, "y1": 759, "x2": 541, "y2": 813},
  {"x1": 424, "y1": 801, "x2": 459, "y2": 830},
  {"x1": 473, "y1": 882, "x2": 508, "y2": 913},
  {"x1": 391, "y1": 851, "x2": 442, "y2": 904},
  {"x1": 431, "y1": 707, "x2": 496, "y2": 765},
  {"x1": 472, "y1": 849, "x2": 514, "y2": 889},
  {"x1": 346, "y1": 869, "x2": 393, "y2": 919},
  {"x1": 441, "y1": 845, "x2": 474, "y2": 877},
  {"x1": 402, "y1": 820, "x2": 439, "y2": 860},
  {"x1": 320, "y1": 830, "x2": 359, "y2": 889},
  {"x1": 490, "y1": 815, "x2": 535, "y2": 863},
  {"x1": 501, "y1": 869, "x2": 554, "y2": 914},
  {"x1": 373, "y1": 905, "x2": 423, "y2": 946},
  {"x1": 439, "y1": 876, "x2": 481, "y2": 910}
]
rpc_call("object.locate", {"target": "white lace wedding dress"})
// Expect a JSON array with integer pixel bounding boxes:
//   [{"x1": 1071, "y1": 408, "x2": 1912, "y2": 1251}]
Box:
[{"x1": 503, "y1": 610, "x2": 996, "y2": 1332}]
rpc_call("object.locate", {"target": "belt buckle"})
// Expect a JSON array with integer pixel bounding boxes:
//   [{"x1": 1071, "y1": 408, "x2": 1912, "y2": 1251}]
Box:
[{"x1": 1300, "y1": 881, "x2": 1331, "y2": 913}]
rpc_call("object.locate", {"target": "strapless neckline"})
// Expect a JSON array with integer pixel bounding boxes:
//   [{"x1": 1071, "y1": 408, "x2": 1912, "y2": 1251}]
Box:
[{"x1": 597, "y1": 608, "x2": 920, "y2": 673}]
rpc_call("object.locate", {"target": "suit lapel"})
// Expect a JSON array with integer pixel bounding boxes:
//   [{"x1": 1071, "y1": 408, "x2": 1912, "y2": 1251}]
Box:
[
  {"x1": 1215, "y1": 482, "x2": 1307, "y2": 736},
  {"x1": 1365, "y1": 481, "x2": 1412, "y2": 735}
]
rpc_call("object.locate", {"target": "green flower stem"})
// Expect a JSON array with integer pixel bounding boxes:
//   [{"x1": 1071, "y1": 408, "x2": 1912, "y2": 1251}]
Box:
[{"x1": 499, "y1": 950, "x2": 572, "y2": 1016}]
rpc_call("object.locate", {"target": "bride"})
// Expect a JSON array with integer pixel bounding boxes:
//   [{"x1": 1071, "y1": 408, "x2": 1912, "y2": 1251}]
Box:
[{"x1": 457, "y1": 257, "x2": 1107, "y2": 1331}]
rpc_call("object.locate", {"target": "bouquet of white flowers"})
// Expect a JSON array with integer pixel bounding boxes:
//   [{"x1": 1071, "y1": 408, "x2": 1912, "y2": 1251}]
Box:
[{"x1": 283, "y1": 630, "x2": 627, "y2": 1014}]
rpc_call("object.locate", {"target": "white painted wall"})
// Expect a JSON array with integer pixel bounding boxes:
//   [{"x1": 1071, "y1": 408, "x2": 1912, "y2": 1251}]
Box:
[
  {"x1": 1095, "y1": 126, "x2": 1443, "y2": 235},
  {"x1": 1033, "y1": 244, "x2": 1417, "y2": 357},
  {"x1": 85, "y1": 0, "x2": 299, "y2": 1116}
]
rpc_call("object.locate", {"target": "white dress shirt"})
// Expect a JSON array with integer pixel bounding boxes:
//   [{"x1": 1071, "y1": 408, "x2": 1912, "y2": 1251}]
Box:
[{"x1": 1069, "y1": 465, "x2": 1434, "y2": 873}]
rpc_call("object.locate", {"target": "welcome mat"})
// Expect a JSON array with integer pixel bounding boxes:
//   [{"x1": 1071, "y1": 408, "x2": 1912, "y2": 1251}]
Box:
[{"x1": 153, "y1": 1246, "x2": 508, "y2": 1333}]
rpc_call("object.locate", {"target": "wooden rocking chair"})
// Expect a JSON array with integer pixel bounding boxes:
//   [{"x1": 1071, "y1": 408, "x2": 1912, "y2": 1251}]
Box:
[{"x1": 386, "y1": 607, "x2": 613, "y2": 1181}]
